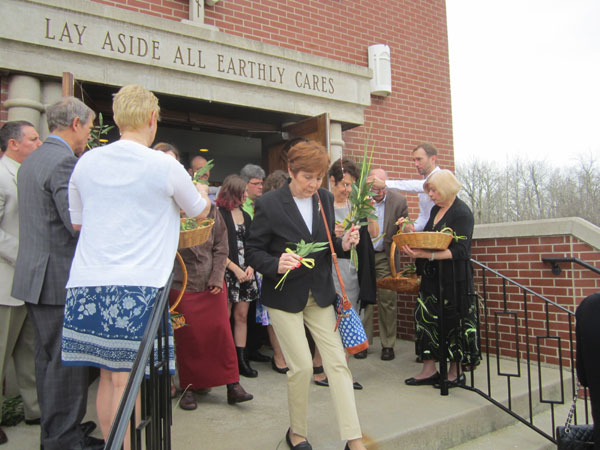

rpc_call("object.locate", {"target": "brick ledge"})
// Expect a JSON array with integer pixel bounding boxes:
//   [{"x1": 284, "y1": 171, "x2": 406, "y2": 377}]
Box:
[{"x1": 473, "y1": 217, "x2": 600, "y2": 250}]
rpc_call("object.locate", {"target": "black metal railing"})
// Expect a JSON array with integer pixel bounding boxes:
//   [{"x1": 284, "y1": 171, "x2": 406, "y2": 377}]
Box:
[
  {"x1": 451, "y1": 260, "x2": 591, "y2": 444},
  {"x1": 105, "y1": 275, "x2": 174, "y2": 450},
  {"x1": 542, "y1": 256, "x2": 600, "y2": 276}
]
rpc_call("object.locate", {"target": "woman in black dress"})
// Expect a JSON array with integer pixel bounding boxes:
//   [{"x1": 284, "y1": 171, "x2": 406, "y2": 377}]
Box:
[
  {"x1": 400, "y1": 169, "x2": 480, "y2": 387},
  {"x1": 217, "y1": 175, "x2": 260, "y2": 378}
]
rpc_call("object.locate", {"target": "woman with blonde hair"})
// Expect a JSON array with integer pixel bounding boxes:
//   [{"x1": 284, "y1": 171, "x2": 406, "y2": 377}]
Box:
[
  {"x1": 61, "y1": 84, "x2": 211, "y2": 447},
  {"x1": 400, "y1": 169, "x2": 480, "y2": 388}
]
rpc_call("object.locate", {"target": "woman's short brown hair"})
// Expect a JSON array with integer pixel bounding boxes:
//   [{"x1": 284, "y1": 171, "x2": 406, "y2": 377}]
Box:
[
  {"x1": 425, "y1": 169, "x2": 461, "y2": 202},
  {"x1": 215, "y1": 174, "x2": 247, "y2": 211},
  {"x1": 287, "y1": 140, "x2": 330, "y2": 177}
]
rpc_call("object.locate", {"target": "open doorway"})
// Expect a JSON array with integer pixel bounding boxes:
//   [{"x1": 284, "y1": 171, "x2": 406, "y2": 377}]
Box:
[{"x1": 78, "y1": 81, "x2": 318, "y2": 183}]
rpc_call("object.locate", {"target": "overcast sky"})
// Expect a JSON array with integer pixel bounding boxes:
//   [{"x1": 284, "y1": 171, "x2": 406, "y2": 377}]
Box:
[{"x1": 446, "y1": 0, "x2": 600, "y2": 167}]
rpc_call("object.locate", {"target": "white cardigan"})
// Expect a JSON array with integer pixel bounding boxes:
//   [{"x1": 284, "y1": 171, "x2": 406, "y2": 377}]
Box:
[{"x1": 67, "y1": 140, "x2": 206, "y2": 288}]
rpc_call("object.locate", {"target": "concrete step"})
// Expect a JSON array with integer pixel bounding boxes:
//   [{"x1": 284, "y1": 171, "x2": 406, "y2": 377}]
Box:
[
  {"x1": 449, "y1": 400, "x2": 575, "y2": 450},
  {"x1": 1, "y1": 339, "x2": 575, "y2": 450}
]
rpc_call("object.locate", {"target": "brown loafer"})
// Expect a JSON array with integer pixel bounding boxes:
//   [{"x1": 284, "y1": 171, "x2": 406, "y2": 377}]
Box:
[
  {"x1": 227, "y1": 382, "x2": 253, "y2": 404},
  {"x1": 179, "y1": 390, "x2": 197, "y2": 410}
]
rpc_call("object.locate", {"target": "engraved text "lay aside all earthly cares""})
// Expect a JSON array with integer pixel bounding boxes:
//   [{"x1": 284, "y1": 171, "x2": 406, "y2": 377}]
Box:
[{"x1": 43, "y1": 18, "x2": 335, "y2": 94}]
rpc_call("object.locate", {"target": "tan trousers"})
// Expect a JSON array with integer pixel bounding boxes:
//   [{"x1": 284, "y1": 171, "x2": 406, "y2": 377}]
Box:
[
  {"x1": 0, "y1": 304, "x2": 40, "y2": 422},
  {"x1": 268, "y1": 294, "x2": 362, "y2": 441},
  {"x1": 363, "y1": 251, "x2": 397, "y2": 348}
]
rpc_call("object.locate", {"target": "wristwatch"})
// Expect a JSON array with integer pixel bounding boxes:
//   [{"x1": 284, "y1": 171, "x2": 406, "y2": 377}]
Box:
[{"x1": 429, "y1": 252, "x2": 435, "y2": 261}]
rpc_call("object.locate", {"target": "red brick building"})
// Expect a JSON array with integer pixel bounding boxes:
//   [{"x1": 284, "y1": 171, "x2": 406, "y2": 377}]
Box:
[{"x1": 1, "y1": 0, "x2": 454, "y2": 184}]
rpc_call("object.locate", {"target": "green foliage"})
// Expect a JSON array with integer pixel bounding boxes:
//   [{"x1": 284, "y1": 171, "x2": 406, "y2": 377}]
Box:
[
  {"x1": 180, "y1": 218, "x2": 199, "y2": 231},
  {"x1": 274, "y1": 240, "x2": 329, "y2": 290},
  {"x1": 399, "y1": 263, "x2": 417, "y2": 276},
  {"x1": 1, "y1": 395, "x2": 24, "y2": 426},
  {"x1": 87, "y1": 113, "x2": 114, "y2": 150},
  {"x1": 192, "y1": 159, "x2": 214, "y2": 185},
  {"x1": 342, "y1": 141, "x2": 377, "y2": 268}
]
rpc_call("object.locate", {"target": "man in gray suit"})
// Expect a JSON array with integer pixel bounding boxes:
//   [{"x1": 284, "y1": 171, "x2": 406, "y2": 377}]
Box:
[
  {"x1": 356, "y1": 168, "x2": 408, "y2": 361},
  {"x1": 11, "y1": 98, "x2": 103, "y2": 450},
  {"x1": 0, "y1": 120, "x2": 42, "y2": 445}
]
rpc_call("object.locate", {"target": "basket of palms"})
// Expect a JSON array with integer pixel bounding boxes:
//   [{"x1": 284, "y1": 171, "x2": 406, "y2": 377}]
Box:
[
  {"x1": 178, "y1": 161, "x2": 215, "y2": 249},
  {"x1": 179, "y1": 218, "x2": 214, "y2": 249},
  {"x1": 376, "y1": 262, "x2": 421, "y2": 294},
  {"x1": 392, "y1": 220, "x2": 454, "y2": 251}
]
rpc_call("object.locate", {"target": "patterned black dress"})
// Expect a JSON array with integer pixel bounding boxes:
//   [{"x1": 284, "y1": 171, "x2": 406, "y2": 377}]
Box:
[{"x1": 414, "y1": 197, "x2": 480, "y2": 368}]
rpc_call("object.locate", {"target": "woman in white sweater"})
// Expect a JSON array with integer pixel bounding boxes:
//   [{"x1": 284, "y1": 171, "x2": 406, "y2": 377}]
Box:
[{"x1": 61, "y1": 84, "x2": 211, "y2": 447}]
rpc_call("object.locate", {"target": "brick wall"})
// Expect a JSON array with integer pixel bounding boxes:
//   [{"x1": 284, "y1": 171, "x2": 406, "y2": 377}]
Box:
[
  {"x1": 86, "y1": 0, "x2": 454, "y2": 223},
  {"x1": 397, "y1": 234, "x2": 600, "y2": 366}
]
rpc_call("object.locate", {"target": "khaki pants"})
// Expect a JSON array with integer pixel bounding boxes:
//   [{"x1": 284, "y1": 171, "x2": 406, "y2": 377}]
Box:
[
  {"x1": 268, "y1": 294, "x2": 362, "y2": 441},
  {"x1": 0, "y1": 304, "x2": 40, "y2": 422},
  {"x1": 363, "y1": 251, "x2": 397, "y2": 348}
]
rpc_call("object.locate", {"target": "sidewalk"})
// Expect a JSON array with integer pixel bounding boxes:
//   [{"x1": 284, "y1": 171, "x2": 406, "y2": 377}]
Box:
[{"x1": 1, "y1": 339, "x2": 562, "y2": 449}]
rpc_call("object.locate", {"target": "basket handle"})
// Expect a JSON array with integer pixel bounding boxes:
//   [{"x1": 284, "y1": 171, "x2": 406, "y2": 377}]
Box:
[
  {"x1": 169, "y1": 251, "x2": 187, "y2": 313},
  {"x1": 390, "y1": 240, "x2": 398, "y2": 277}
]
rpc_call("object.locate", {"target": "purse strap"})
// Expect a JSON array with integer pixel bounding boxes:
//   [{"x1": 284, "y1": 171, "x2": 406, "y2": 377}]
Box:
[
  {"x1": 315, "y1": 191, "x2": 352, "y2": 325},
  {"x1": 564, "y1": 382, "x2": 582, "y2": 434}
]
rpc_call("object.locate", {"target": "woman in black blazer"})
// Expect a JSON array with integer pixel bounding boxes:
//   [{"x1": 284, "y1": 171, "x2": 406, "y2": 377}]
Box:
[{"x1": 245, "y1": 141, "x2": 366, "y2": 450}]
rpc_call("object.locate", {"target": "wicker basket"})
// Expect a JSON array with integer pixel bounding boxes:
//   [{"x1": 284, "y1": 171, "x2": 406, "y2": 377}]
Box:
[
  {"x1": 179, "y1": 218, "x2": 214, "y2": 249},
  {"x1": 375, "y1": 240, "x2": 422, "y2": 293},
  {"x1": 392, "y1": 231, "x2": 452, "y2": 251},
  {"x1": 377, "y1": 274, "x2": 420, "y2": 294}
]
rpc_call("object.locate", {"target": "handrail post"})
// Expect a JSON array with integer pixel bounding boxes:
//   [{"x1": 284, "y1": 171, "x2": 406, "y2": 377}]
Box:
[{"x1": 438, "y1": 262, "x2": 448, "y2": 396}]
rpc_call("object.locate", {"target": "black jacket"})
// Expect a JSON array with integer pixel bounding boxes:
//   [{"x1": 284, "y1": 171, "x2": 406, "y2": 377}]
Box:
[
  {"x1": 218, "y1": 207, "x2": 252, "y2": 268},
  {"x1": 245, "y1": 184, "x2": 348, "y2": 313}
]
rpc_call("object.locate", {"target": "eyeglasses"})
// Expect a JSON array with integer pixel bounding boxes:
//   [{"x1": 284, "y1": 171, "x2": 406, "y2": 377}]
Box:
[{"x1": 248, "y1": 181, "x2": 263, "y2": 186}]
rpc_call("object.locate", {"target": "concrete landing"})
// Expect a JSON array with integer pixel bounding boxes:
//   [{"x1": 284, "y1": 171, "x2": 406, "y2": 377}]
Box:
[{"x1": 1, "y1": 339, "x2": 570, "y2": 450}]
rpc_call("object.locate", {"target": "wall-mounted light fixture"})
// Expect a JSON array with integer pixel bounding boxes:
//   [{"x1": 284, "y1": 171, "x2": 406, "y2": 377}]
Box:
[{"x1": 368, "y1": 44, "x2": 392, "y2": 97}]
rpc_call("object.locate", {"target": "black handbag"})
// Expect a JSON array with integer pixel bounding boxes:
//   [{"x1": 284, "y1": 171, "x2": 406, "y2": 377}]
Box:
[{"x1": 556, "y1": 384, "x2": 594, "y2": 449}]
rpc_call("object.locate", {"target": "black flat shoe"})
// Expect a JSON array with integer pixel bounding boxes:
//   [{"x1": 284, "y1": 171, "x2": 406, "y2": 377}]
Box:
[
  {"x1": 405, "y1": 372, "x2": 440, "y2": 386},
  {"x1": 272, "y1": 357, "x2": 289, "y2": 374},
  {"x1": 353, "y1": 381, "x2": 363, "y2": 390},
  {"x1": 313, "y1": 366, "x2": 328, "y2": 386},
  {"x1": 286, "y1": 428, "x2": 313, "y2": 449},
  {"x1": 433, "y1": 373, "x2": 466, "y2": 389},
  {"x1": 248, "y1": 349, "x2": 271, "y2": 363},
  {"x1": 314, "y1": 376, "x2": 329, "y2": 387}
]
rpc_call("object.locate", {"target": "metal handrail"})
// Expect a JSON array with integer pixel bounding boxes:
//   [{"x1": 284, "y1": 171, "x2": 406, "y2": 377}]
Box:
[
  {"x1": 105, "y1": 274, "x2": 173, "y2": 450},
  {"x1": 440, "y1": 258, "x2": 591, "y2": 444},
  {"x1": 542, "y1": 257, "x2": 600, "y2": 276}
]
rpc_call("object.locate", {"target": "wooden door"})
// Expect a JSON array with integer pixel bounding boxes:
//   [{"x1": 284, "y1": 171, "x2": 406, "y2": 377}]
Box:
[{"x1": 264, "y1": 113, "x2": 330, "y2": 174}]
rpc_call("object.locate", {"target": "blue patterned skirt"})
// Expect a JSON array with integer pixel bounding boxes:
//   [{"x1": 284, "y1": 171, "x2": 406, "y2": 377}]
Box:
[{"x1": 62, "y1": 285, "x2": 174, "y2": 373}]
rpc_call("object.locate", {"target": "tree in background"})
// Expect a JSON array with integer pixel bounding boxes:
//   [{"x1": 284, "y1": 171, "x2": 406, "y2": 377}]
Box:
[{"x1": 456, "y1": 154, "x2": 599, "y2": 226}]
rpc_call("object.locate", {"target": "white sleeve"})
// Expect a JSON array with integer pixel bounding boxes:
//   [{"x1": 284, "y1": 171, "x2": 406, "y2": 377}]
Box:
[
  {"x1": 386, "y1": 178, "x2": 425, "y2": 193},
  {"x1": 168, "y1": 160, "x2": 207, "y2": 218},
  {"x1": 68, "y1": 172, "x2": 83, "y2": 226}
]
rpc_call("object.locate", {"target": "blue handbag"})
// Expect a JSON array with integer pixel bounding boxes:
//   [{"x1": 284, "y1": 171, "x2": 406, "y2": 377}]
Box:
[
  {"x1": 317, "y1": 193, "x2": 369, "y2": 355},
  {"x1": 334, "y1": 294, "x2": 369, "y2": 354}
]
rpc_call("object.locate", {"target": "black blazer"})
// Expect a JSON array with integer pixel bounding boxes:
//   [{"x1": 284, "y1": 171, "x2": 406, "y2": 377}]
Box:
[
  {"x1": 218, "y1": 207, "x2": 252, "y2": 267},
  {"x1": 245, "y1": 184, "x2": 347, "y2": 313}
]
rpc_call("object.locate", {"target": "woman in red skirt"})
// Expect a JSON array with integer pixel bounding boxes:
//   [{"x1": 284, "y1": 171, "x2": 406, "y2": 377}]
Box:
[{"x1": 169, "y1": 195, "x2": 253, "y2": 410}]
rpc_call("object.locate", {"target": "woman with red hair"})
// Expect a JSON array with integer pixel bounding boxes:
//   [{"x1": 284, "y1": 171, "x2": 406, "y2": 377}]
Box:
[{"x1": 217, "y1": 174, "x2": 260, "y2": 378}]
